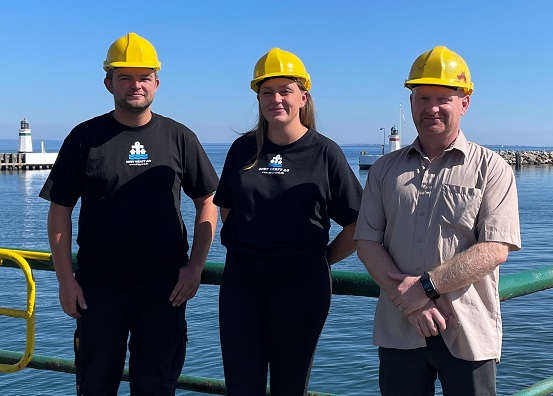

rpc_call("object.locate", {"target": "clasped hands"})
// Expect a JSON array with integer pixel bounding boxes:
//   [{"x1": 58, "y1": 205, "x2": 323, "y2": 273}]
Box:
[{"x1": 387, "y1": 272, "x2": 452, "y2": 337}]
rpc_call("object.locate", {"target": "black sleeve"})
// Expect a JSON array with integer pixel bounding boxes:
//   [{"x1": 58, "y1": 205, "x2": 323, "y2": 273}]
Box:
[
  {"x1": 327, "y1": 142, "x2": 363, "y2": 226},
  {"x1": 213, "y1": 140, "x2": 239, "y2": 209},
  {"x1": 181, "y1": 131, "x2": 219, "y2": 199},
  {"x1": 38, "y1": 129, "x2": 85, "y2": 207}
]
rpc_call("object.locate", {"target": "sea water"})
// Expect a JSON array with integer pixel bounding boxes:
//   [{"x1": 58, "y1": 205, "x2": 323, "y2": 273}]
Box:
[{"x1": 0, "y1": 139, "x2": 552, "y2": 395}]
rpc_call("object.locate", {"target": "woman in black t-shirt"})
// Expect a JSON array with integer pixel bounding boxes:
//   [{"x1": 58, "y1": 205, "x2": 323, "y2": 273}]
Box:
[{"x1": 214, "y1": 48, "x2": 363, "y2": 396}]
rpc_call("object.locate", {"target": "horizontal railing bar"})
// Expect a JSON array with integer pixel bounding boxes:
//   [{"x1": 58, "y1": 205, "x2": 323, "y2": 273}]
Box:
[
  {"x1": 1, "y1": 248, "x2": 552, "y2": 300},
  {"x1": 510, "y1": 375, "x2": 553, "y2": 396},
  {"x1": 0, "y1": 350, "x2": 338, "y2": 396},
  {"x1": 498, "y1": 266, "x2": 553, "y2": 300}
]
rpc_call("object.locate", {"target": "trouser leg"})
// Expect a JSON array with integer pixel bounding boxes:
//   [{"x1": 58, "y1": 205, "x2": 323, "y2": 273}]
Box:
[
  {"x1": 378, "y1": 346, "x2": 436, "y2": 396},
  {"x1": 128, "y1": 273, "x2": 187, "y2": 396},
  {"x1": 219, "y1": 254, "x2": 268, "y2": 396},
  {"x1": 267, "y1": 256, "x2": 332, "y2": 396},
  {"x1": 75, "y1": 284, "x2": 129, "y2": 396},
  {"x1": 378, "y1": 334, "x2": 497, "y2": 396},
  {"x1": 427, "y1": 335, "x2": 497, "y2": 396}
]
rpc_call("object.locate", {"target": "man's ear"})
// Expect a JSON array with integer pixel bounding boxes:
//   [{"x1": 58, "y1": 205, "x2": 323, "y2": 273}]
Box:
[
  {"x1": 104, "y1": 78, "x2": 113, "y2": 94},
  {"x1": 460, "y1": 94, "x2": 470, "y2": 116}
]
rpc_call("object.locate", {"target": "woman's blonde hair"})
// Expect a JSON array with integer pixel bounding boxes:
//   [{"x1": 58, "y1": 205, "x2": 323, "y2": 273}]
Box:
[{"x1": 243, "y1": 80, "x2": 316, "y2": 170}]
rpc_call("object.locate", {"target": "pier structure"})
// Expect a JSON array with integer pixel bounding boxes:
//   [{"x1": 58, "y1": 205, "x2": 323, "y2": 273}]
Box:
[{"x1": 1, "y1": 119, "x2": 57, "y2": 171}]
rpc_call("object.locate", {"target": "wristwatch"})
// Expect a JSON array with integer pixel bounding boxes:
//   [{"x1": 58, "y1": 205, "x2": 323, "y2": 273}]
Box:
[{"x1": 420, "y1": 273, "x2": 440, "y2": 300}]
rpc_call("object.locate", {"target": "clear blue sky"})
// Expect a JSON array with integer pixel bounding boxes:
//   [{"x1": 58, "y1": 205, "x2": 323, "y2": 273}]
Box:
[{"x1": 2, "y1": 1, "x2": 552, "y2": 146}]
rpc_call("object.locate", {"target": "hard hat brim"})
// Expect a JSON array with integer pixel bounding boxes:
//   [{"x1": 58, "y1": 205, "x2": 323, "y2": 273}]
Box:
[
  {"x1": 405, "y1": 78, "x2": 473, "y2": 95},
  {"x1": 103, "y1": 61, "x2": 161, "y2": 72},
  {"x1": 251, "y1": 73, "x2": 311, "y2": 92}
]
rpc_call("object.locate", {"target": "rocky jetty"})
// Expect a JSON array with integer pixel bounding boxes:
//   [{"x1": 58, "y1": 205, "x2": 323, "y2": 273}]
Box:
[{"x1": 497, "y1": 150, "x2": 553, "y2": 166}]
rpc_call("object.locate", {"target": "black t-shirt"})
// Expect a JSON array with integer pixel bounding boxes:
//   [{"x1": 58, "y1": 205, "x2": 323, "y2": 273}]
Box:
[
  {"x1": 39, "y1": 112, "x2": 219, "y2": 283},
  {"x1": 214, "y1": 129, "x2": 362, "y2": 258}
]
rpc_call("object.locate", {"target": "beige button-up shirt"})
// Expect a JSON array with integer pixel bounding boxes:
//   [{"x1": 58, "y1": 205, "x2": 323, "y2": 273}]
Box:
[{"x1": 354, "y1": 131, "x2": 521, "y2": 361}]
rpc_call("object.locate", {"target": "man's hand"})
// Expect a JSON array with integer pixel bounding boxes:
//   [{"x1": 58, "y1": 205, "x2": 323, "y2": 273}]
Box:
[
  {"x1": 387, "y1": 272, "x2": 429, "y2": 316},
  {"x1": 169, "y1": 261, "x2": 203, "y2": 307},
  {"x1": 406, "y1": 300, "x2": 448, "y2": 337},
  {"x1": 58, "y1": 277, "x2": 87, "y2": 319}
]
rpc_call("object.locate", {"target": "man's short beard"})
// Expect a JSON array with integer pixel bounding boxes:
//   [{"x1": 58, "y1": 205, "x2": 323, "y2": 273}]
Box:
[{"x1": 115, "y1": 97, "x2": 153, "y2": 113}]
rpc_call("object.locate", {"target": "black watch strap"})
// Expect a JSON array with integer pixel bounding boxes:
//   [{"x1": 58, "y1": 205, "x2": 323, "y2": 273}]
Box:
[{"x1": 420, "y1": 273, "x2": 440, "y2": 300}]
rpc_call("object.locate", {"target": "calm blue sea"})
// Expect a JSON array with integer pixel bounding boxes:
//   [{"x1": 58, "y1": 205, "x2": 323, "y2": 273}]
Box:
[{"x1": 1, "y1": 138, "x2": 553, "y2": 396}]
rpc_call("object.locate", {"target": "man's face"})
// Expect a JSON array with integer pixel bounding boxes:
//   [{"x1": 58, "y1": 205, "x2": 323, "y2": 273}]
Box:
[
  {"x1": 104, "y1": 68, "x2": 159, "y2": 113},
  {"x1": 410, "y1": 85, "x2": 470, "y2": 139}
]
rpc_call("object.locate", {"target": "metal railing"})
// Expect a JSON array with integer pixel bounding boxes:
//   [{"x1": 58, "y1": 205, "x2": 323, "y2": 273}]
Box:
[
  {"x1": 1, "y1": 248, "x2": 552, "y2": 395},
  {"x1": 0, "y1": 249, "x2": 36, "y2": 373}
]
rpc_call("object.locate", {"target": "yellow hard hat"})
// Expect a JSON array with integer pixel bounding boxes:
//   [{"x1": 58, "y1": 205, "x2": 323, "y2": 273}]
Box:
[
  {"x1": 251, "y1": 48, "x2": 311, "y2": 92},
  {"x1": 404, "y1": 46, "x2": 473, "y2": 95},
  {"x1": 103, "y1": 32, "x2": 161, "y2": 71}
]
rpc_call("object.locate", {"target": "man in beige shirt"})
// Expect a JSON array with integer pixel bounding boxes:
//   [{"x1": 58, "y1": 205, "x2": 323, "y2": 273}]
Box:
[{"x1": 354, "y1": 46, "x2": 521, "y2": 395}]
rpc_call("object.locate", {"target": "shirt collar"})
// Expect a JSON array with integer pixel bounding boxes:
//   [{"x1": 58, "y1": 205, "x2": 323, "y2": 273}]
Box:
[{"x1": 406, "y1": 130, "x2": 470, "y2": 160}]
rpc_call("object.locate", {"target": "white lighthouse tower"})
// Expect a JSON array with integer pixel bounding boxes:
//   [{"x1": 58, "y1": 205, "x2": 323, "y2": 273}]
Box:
[
  {"x1": 18, "y1": 118, "x2": 33, "y2": 153},
  {"x1": 388, "y1": 125, "x2": 400, "y2": 152}
]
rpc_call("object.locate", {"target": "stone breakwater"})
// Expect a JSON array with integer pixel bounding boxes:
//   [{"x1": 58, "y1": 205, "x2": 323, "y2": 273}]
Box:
[{"x1": 497, "y1": 150, "x2": 553, "y2": 166}]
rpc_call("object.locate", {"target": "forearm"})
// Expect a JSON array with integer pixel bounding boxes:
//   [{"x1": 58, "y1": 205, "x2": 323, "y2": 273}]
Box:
[
  {"x1": 47, "y1": 203, "x2": 75, "y2": 283},
  {"x1": 358, "y1": 240, "x2": 442, "y2": 323},
  {"x1": 430, "y1": 241, "x2": 509, "y2": 294},
  {"x1": 357, "y1": 240, "x2": 403, "y2": 295},
  {"x1": 327, "y1": 222, "x2": 357, "y2": 265},
  {"x1": 188, "y1": 194, "x2": 218, "y2": 269}
]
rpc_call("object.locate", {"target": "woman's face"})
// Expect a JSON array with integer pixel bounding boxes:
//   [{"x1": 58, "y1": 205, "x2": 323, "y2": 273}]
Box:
[{"x1": 257, "y1": 78, "x2": 307, "y2": 127}]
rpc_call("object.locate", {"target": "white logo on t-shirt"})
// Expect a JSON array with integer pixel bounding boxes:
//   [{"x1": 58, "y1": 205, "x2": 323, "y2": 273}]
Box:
[
  {"x1": 126, "y1": 141, "x2": 151, "y2": 166},
  {"x1": 258, "y1": 154, "x2": 289, "y2": 175}
]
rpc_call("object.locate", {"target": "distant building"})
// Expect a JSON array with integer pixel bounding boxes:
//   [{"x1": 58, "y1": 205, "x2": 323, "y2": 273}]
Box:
[
  {"x1": 1, "y1": 119, "x2": 57, "y2": 171},
  {"x1": 18, "y1": 118, "x2": 32, "y2": 153}
]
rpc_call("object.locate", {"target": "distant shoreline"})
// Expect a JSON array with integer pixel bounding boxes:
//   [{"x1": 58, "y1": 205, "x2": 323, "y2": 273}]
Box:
[
  {"x1": 497, "y1": 150, "x2": 553, "y2": 165},
  {"x1": 1, "y1": 139, "x2": 553, "y2": 165}
]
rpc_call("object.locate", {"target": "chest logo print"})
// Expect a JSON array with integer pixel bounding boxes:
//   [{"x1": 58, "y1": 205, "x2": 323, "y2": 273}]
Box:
[
  {"x1": 126, "y1": 141, "x2": 151, "y2": 166},
  {"x1": 258, "y1": 154, "x2": 289, "y2": 175},
  {"x1": 269, "y1": 154, "x2": 283, "y2": 168}
]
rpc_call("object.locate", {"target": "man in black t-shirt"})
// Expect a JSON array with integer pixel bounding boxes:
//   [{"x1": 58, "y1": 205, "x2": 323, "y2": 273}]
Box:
[{"x1": 39, "y1": 33, "x2": 218, "y2": 396}]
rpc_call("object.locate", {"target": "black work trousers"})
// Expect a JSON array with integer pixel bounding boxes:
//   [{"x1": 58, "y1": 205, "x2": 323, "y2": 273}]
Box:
[
  {"x1": 379, "y1": 333, "x2": 497, "y2": 396},
  {"x1": 219, "y1": 252, "x2": 332, "y2": 396},
  {"x1": 74, "y1": 271, "x2": 187, "y2": 396}
]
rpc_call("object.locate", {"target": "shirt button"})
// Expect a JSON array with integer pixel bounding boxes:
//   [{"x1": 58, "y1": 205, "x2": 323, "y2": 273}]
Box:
[{"x1": 419, "y1": 211, "x2": 425, "y2": 216}]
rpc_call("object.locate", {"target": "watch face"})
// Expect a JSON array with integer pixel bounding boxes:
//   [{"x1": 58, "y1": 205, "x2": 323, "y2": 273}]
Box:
[{"x1": 420, "y1": 274, "x2": 439, "y2": 299}]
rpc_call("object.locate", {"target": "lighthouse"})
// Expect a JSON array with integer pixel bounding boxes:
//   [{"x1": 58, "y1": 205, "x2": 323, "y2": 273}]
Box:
[
  {"x1": 388, "y1": 125, "x2": 400, "y2": 152},
  {"x1": 18, "y1": 118, "x2": 33, "y2": 153}
]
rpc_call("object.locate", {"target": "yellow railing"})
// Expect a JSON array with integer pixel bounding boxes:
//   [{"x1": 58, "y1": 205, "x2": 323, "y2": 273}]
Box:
[{"x1": 0, "y1": 249, "x2": 38, "y2": 373}]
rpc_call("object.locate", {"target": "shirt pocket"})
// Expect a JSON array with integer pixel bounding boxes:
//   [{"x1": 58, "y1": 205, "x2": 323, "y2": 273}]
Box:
[{"x1": 439, "y1": 184, "x2": 483, "y2": 230}]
